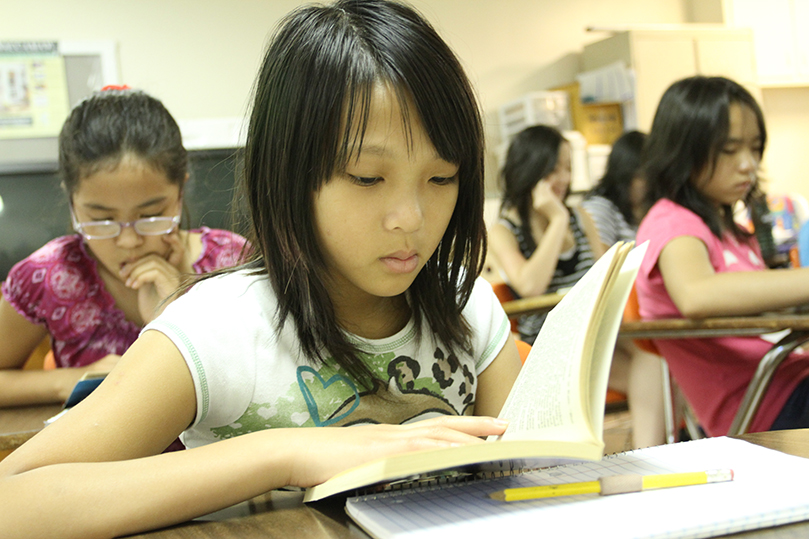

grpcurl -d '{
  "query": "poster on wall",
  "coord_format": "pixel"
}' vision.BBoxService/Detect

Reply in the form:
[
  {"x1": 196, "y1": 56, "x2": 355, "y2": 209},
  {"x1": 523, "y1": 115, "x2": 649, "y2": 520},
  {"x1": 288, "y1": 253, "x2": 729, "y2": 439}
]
[{"x1": 0, "y1": 41, "x2": 70, "y2": 140}]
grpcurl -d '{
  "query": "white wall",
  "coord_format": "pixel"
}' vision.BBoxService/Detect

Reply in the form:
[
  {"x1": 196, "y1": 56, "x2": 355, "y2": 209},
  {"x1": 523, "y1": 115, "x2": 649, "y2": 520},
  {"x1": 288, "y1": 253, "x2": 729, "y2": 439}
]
[
  {"x1": 758, "y1": 88, "x2": 809, "y2": 201},
  {"x1": 0, "y1": 0, "x2": 687, "y2": 193}
]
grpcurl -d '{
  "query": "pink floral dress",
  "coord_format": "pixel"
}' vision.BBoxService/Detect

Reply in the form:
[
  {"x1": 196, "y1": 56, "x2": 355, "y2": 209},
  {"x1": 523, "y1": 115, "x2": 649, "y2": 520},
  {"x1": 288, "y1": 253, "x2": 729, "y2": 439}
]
[{"x1": 2, "y1": 228, "x2": 248, "y2": 368}]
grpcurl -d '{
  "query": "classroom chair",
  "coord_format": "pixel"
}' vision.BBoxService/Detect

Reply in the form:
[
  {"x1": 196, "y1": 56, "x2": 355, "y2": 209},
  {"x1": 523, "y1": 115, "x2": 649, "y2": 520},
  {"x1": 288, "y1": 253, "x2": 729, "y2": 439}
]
[
  {"x1": 490, "y1": 282, "x2": 519, "y2": 335},
  {"x1": 623, "y1": 286, "x2": 702, "y2": 443},
  {"x1": 514, "y1": 339, "x2": 532, "y2": 364},
  {"x1": 22, "y1": 336, "x2": 54, "y2": 370},
  {"x1": 624, "y1": 285, "x2": 809, "y2": 438}
]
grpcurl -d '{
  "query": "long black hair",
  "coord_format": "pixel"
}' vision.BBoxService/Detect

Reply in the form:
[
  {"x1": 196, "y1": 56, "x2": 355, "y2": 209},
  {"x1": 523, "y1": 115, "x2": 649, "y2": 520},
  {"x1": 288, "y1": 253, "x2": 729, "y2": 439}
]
[
  {"x1": 642, "y1": 76, "x2": 767, "y2": 239},
  {"x1": 499, "y1": 124, "x2": 565, "y2": 252},
  {"x1": 236, "y1": 0, "x2": 486, "y2": 389},
  {"x1": 585, "y1": 130, "x2": 647, "y2": 227}
]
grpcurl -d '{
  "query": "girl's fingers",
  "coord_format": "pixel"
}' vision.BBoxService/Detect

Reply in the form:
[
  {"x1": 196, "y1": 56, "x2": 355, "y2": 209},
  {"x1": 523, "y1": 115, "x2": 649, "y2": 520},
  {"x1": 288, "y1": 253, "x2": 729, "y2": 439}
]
[
  {"x1": 288, "y1": 418, "x2": 509, "y2": 488},
  {"x1": 404, "y1": 415, "x2": 508, "y2": 439},
  {"x1": 122, "y1": 257, "x2": 179, "y2": 287},
  {"x1": 163, "y1": 232, "x2": 185, "y2": 268}
]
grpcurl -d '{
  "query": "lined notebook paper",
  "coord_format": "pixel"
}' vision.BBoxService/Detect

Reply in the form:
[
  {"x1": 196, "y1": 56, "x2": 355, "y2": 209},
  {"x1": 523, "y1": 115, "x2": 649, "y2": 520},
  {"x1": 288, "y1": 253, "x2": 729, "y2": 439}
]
[{"x1": 346, "y1": 436, "x2": 809, "y2": 539}]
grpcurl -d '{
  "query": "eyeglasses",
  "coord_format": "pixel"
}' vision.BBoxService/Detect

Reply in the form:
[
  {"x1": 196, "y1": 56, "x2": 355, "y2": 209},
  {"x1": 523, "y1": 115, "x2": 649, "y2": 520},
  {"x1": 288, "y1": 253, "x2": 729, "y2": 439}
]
[{"x1": 71, "y1": 208, "x2": 182, "y2": 240}]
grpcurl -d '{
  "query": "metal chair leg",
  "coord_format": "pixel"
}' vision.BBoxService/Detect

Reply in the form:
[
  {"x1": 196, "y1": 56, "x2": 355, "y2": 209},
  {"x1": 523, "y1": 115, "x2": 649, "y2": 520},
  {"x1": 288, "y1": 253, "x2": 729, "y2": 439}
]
[
  {"x1": 727, "y1": 329, "x2": 809, "y2": 436},
  {"x1": 661, "y1": 361, "x2": 676, "y2": 444}
]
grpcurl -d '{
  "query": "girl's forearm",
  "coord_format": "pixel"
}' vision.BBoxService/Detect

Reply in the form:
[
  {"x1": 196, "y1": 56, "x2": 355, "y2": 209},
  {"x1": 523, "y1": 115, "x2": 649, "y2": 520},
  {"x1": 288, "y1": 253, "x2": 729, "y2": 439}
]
[
  {"x1": 513, "y1": 216, "x2": 568, "y2": 297},
  {"x1": 0, "y1": 369, "x2": 82, "y2": 407},
  {"x1": 673, "y1": 267, "x2": 809, "y2": 318},
  {"x1": 0, "y1": 429, "x2": 295, "y2": 539},
  {"x1": 0, "y1": 416, "x2": 507, "y2": 539}
]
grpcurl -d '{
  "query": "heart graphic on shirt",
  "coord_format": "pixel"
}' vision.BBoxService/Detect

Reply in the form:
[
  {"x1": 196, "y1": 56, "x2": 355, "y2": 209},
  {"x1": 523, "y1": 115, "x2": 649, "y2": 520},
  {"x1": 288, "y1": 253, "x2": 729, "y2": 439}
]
[{"x1": 296, "y1": 366, "x2": 360, "y2": 426}]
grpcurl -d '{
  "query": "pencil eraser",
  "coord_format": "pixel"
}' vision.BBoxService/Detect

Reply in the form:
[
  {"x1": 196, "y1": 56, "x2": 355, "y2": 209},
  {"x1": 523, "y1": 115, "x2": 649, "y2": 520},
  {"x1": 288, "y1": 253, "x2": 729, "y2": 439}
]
[{"x1": 599, "y1": 474, "x2": 642, "y2": 496}]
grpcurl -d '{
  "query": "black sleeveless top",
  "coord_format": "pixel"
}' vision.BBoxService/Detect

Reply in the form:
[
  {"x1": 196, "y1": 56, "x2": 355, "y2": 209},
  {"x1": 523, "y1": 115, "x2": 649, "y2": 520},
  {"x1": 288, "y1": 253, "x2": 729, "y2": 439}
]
[{"x1": 499, "y1": 208, "x2": 595, "y2": 344}]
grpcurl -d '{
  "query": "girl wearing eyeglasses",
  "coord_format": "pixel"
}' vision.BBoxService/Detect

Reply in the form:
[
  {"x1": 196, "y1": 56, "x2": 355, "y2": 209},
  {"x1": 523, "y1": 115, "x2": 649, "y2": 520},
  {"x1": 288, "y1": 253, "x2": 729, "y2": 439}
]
[{"x1": 0, "y1": 88, "x2": 249, "y2": 407}]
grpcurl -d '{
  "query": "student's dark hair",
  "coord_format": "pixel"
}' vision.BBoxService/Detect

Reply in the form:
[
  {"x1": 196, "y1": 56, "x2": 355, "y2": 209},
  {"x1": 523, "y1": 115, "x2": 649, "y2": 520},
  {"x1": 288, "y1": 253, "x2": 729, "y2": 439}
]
[
  {"x1": 499, "y1": 124, "x2": 565, "y2": 252},
  {"x1": 58, "y1": 88, "x2": 187, "y2": 196},
  {"x1": 642, "y1": 76, "x2": 766, "y2": 240},
  {"x1": 585, "y1": 130, "x2": 647, "y2": 226},
  {"x1": 238, "y1": 0, "x2": 486, "y2": 389}
]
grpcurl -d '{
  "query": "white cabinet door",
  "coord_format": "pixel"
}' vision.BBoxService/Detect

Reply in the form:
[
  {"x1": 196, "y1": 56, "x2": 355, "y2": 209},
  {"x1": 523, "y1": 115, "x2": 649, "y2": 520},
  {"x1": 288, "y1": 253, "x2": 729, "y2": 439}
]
[
  {"x1": 696, "y1": 36, "x2": 756, "y2": 83},
  {"x1": 631, "y1": 35, "x2": 697, "y2": 131},
  {"x1": 726, "y1": 0, "x2": 809, "y2": 85},
  {"x1": 794, "y1": 0, "x2": 809, "y2": 79}
]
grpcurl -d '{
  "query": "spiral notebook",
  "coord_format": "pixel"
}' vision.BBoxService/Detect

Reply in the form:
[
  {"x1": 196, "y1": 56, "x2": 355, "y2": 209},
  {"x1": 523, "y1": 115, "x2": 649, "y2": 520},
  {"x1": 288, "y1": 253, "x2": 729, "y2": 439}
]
[{"x1": 345, "y1": 436, "x2": 809, "y2": 539}]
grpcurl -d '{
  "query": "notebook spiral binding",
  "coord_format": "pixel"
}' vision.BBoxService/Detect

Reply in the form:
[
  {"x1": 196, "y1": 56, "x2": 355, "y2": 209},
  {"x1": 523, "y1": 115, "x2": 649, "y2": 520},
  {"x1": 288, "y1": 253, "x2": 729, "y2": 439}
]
[
  {"x1": 353, "y1": 465, "x2": 529, "y2": 500},
  {"x1": 352, "y1": 444, "x2": 668, "y2": 501}
]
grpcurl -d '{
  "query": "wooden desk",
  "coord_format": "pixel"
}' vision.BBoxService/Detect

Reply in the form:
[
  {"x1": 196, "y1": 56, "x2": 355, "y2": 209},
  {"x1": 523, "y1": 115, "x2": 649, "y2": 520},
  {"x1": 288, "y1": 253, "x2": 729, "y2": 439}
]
[
  {"x1": 500, "y1": 291, "x2": 565, "y2": 318},
  {"x1": 3, "y1": 404, "x2": 809, "y2": 537},
  {"x1": 130, "y1": 429, "x2": 809, "y2": 538},
  {"x1": 618, "y1": 315, "x2": 809, "y2": 436},
  {"x1": 0, "y1": 404, "x2": 61, "y2": 459},
  {"x1": 502, "y1": 291, "x2": 809, "y2": 436},
  {"x1": 620, "y1": 314, "x2": 809, "y2": 340}
]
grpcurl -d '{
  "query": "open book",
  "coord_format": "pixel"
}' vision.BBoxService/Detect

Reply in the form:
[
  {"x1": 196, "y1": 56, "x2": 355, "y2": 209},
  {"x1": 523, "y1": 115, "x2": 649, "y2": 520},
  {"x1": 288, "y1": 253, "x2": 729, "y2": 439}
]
[{"x1": 304, "y1": 241, "x2": 645, "y2": 503}]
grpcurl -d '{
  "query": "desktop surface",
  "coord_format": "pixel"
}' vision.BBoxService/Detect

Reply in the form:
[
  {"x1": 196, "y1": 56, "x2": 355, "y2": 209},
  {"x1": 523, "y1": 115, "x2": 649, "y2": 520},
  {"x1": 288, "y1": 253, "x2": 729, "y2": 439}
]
[{"x1": 2, "y1": 405, "x2": 809, "y2": 539}]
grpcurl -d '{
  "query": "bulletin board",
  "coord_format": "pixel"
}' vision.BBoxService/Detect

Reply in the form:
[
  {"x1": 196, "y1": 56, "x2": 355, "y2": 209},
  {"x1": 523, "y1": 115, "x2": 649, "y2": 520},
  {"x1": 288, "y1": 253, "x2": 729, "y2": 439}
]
[
  {"x1": 0, "y1": 40, "x2": 119, "y2": 173},
  {"x1": 0, "y1": 41, "x2": 70, "y2": 140}
]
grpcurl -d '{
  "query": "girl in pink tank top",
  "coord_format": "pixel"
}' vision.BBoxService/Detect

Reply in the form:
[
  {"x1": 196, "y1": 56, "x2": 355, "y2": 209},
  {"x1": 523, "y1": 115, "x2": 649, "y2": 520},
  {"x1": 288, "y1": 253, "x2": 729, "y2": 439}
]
[{"x1": 636, "y1": 75, "x2": 809, "y2": 436}]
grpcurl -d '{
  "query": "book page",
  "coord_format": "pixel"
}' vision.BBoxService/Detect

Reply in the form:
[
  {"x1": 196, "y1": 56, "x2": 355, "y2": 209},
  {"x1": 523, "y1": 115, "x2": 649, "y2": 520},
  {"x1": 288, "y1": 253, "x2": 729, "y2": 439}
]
[
  {"x1": 496, "y1": 243, "x2": 623, "y2": 443},
  {"x1": 583, "y1": 242, "x2": 645, "y2": 438}
]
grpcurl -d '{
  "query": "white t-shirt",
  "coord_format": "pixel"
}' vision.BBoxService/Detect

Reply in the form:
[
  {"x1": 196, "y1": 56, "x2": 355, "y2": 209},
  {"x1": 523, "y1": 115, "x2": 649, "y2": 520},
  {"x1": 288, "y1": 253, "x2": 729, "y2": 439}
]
[{"x1": 144, "y1": 271, "x2": 511, "y2": 448}]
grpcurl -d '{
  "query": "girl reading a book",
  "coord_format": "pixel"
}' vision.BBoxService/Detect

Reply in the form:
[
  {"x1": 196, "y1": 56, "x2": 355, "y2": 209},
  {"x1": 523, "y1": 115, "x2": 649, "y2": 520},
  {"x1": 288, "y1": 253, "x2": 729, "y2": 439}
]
[
  {"x1": 636, "y1": 75, "x2": 809, "y2": 437},
  {"x1": 0, "y1": 87, "x2": 248, "y2": 408},
  {"x1": 0, "y1": 1, "x2": 520, "y2": 537}
]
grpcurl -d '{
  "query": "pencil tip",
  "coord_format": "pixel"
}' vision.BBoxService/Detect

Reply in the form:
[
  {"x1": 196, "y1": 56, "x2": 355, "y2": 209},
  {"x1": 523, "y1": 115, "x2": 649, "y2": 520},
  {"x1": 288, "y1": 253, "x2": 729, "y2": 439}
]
[{"x1": 489, "y1": 491, "x2": 506, "y2": 501}]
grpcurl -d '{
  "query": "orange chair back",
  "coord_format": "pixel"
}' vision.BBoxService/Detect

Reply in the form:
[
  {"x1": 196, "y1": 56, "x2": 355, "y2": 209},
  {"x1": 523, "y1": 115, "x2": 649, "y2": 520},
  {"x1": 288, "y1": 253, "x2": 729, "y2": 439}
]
[
  {"x1": 491, "y1": 282, "x2": 519, "y2": 334},
  {"x1": 515, "y1": 339, "x2": 532, "y2": 364},
  {"x1": 623, "y1": 284, "x2": 659, "y2": 355},
  {"x1": 43, "y1": 350, "x2": 57, "y2": 370}
]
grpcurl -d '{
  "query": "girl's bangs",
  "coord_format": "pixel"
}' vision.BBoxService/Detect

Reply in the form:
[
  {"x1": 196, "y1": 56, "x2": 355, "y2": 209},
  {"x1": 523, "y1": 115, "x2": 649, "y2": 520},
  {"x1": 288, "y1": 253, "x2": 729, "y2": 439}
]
[{"x1": 336, "y1": 77, "x2": 424, "y2": 170}]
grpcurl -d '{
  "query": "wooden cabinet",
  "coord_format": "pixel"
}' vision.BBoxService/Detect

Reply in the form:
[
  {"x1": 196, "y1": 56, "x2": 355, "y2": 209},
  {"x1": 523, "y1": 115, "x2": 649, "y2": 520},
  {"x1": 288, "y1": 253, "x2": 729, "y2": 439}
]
[{"x1": 582, "y1": 27, "x2": 757, "y2": 132}]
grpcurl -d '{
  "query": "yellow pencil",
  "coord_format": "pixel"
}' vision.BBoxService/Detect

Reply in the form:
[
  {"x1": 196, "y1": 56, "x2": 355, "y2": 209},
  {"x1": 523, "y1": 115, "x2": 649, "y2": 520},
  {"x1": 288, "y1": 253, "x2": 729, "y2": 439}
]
[{"x1": 489, "y1": 469, "x2": 734, "y2": 502}]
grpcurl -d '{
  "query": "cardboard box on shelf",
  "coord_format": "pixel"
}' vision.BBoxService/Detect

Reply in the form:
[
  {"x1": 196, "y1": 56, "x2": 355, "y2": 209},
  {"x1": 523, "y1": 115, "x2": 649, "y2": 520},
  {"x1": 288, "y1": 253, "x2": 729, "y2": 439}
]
[{"x1": 553, "y1": 82, "x2": 624, "y2": 145}]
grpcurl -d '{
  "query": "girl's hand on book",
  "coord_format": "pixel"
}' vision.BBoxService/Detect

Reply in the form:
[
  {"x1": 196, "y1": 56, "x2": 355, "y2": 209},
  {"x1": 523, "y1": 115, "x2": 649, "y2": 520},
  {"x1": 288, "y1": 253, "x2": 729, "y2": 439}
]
[{"x1": 286, "y1": 416, "x2": 508, "y2": 488}]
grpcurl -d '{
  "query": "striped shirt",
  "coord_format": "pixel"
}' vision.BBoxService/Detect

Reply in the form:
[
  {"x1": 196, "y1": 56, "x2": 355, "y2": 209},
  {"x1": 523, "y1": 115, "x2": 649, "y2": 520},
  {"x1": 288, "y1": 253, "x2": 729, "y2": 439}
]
[{"x1": 581, "y1": 194, "x2": 637, "y2": 246}]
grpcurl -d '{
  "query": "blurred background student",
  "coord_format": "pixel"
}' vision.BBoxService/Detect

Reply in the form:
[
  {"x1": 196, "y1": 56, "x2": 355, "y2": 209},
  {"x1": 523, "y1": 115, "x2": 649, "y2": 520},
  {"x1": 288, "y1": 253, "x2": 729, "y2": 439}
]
[
  {"x1": 636, "y1": 75, "x2": 809, "y2": 437},
  {"x1": 488, "y1": 124, "x2": 604, "y2": 345},
  {"x1": 488, "y1": 124, "x2": 663, "y2": 448},
  {"x1": 582, "y1": 130, "x2": 648, "y2": 248},
  {"x1": 0, "y1": 87, "x2": 248, "y2": 408}
]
